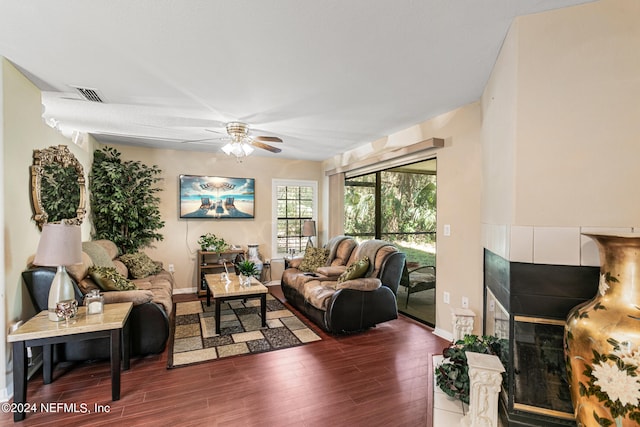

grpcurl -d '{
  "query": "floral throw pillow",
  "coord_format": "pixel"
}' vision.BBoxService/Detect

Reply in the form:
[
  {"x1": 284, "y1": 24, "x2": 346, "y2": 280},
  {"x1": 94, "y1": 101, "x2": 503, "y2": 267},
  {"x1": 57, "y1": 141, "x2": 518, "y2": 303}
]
[
  {"x1": 119, "y1": 252, "x2": 161, "y2": 279},
  {"x1": 88, "y1": 266, "x2": 137, "y2": 291},
  {"x1": 299, "y1": 247, "x2": 329, "y2": 272},
  {"x1": 338, "y1": 256, "x2": 370, "y2": 284}
]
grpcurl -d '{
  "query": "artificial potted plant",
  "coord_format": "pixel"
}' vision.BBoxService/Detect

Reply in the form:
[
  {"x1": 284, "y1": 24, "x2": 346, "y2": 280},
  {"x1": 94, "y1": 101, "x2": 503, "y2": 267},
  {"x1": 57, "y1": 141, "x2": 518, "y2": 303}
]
[
  {"x1": 435, "y1": 334, "x2": 506, "y2": 404},
  {"x1": 198, "y1": 233, "x2": 228, "y2": 252},
  {"x1": 236, "y1": 259, "x2": 258, "y2": 286}
]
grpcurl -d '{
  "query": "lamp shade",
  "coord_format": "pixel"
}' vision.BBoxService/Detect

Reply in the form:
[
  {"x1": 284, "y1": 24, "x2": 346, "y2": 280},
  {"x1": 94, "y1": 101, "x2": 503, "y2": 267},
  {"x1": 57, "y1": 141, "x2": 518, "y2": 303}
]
[
  {"x1": 33, "y1": 223, "x2": 82, "y2": 267},
  {"x1": 302, "y1": 220, "x2": 316, "y2": 237}
]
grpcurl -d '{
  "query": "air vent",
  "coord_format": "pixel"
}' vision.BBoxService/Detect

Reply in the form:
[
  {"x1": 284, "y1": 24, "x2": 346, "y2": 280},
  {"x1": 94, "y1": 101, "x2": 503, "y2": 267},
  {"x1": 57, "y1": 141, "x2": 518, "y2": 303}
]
[{"x1": 71, "y1": 86, "x2": 105, "y2": 103}]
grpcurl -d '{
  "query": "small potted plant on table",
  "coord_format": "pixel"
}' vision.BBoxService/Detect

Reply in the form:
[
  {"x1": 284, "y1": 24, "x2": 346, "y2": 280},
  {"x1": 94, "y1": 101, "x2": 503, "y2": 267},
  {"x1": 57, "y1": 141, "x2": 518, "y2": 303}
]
[
  {"x1": 236, "y1": 260, "x2": 258, "y2": 286},
  {"x1": 198, "y1": 233, "x2": 228, "y2": 252}
]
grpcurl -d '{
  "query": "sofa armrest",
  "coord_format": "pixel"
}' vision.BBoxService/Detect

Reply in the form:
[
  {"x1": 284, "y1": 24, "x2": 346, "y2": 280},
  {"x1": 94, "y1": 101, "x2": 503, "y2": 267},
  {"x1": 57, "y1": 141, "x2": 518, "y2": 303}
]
[
  {"x1": 288, "y1": 257, "x2": 303, "y2": 269},
  {"x1": 100, "y1": 290, "x2": 154, "y2": 306},
  {"x1": 336, "y1": 277, "x2": 382, "y2": 291}
]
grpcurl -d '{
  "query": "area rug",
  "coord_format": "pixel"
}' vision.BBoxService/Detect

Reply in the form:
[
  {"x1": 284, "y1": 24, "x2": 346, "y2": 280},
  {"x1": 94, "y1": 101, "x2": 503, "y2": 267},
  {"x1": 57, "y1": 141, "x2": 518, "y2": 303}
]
[{"x1": 167, "y1": 294, "x2": 322, "y2": 368}]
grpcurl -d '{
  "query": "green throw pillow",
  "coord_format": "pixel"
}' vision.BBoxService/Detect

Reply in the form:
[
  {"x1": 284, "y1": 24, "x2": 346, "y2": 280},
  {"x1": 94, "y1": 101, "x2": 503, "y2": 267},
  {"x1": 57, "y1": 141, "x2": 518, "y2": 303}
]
[
  {"x1": 88, "y1": 266, "x2": 137, "y2": 291},
  {"x1": 82, "y1": 241, "x2": 115, "y2": 268},
  {"x1": 299, "y1": 247, "x2": 329, "y2": 272},
  {"x1": 119, "y1": 252, "x2": 161, "y2": 279},
  {"x1": 338, "y1": 256, "x2": 370, "y2": 284}
]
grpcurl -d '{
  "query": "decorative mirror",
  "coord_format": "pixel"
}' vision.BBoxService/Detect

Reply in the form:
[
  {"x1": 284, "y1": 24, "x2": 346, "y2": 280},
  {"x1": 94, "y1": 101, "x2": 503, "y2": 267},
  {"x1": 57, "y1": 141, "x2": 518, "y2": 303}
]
[{"x1": 31, "y1": 145, "x2": 86, "y2": 229}]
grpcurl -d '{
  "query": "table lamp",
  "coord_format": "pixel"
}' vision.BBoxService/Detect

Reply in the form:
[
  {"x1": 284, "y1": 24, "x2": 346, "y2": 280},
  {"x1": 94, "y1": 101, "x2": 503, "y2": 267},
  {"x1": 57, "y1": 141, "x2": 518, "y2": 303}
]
[
  {"x1": 33, "y1": 223, "x2": 82, "y2": 321},
  {"x1": 302, "y1": 220, "x2": 316, "y2": 249}
]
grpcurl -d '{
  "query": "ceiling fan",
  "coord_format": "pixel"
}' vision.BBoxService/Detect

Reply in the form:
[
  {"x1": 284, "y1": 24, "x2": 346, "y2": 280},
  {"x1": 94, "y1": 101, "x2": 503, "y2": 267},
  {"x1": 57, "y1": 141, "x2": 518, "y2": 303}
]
[{"x1": 183, "y1": 122, "x2": 283, "y2": 158}]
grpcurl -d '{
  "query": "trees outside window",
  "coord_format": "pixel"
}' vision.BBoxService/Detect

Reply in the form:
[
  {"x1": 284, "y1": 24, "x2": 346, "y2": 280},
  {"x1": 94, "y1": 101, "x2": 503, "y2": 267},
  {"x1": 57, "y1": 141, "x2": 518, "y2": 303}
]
[{"x1": 344, "y1": 160, "x2": 436, "y2": 267}]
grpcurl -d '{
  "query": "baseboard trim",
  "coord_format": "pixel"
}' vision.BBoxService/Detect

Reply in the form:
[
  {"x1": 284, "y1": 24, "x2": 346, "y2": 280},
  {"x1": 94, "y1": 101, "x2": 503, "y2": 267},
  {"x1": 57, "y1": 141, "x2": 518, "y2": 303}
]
[
  {"x1": 433, "y1": 327, "x2": 453, "y2": 342},
  {"x1": 173, "y1": 287, "x2": 197, "y2": 295}
]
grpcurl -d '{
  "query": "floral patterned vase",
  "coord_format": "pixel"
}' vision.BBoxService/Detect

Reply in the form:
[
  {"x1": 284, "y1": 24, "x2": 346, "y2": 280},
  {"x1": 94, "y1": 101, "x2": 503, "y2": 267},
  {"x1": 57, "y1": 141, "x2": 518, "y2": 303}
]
[{"x1": 564, "y1": 233, "x2": 640, "y2": 427}]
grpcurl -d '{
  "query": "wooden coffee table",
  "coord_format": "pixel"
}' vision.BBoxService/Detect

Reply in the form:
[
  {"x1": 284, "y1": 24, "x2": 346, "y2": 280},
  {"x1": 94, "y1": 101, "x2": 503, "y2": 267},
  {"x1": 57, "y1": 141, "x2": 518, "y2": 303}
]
[
  {"x1": 8, "y1": 302, "x2": 132, "y2": 422},
  {"x1": 205, "y1": 274, "x2": 268, "y2": 334}
]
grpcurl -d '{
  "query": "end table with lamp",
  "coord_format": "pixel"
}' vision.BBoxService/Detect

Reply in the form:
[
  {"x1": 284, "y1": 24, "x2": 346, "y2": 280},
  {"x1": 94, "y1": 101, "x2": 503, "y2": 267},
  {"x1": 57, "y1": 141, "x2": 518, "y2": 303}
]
[{"x1": 8, "y1": 302, "x2": 133, "y2": 422}]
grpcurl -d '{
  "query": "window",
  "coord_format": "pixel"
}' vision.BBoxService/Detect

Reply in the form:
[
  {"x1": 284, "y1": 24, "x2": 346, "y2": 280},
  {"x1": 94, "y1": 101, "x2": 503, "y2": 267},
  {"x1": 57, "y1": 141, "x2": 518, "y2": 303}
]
[{"x1": 272, "y1": 179, "x2": 317, "y2": 255}]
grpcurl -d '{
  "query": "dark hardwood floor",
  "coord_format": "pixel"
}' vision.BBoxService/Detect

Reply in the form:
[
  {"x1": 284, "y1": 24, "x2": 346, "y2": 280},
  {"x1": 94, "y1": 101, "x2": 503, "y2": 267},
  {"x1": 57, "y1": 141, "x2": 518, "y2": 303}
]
[{"x1": 2, "y1": 286, "x2": 449, "y2": 426}]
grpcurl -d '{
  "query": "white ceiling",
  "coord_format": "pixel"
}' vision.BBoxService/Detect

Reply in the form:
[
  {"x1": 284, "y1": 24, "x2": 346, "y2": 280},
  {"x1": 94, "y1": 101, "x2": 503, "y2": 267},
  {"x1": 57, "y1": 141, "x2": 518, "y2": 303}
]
[{"x1": 0, "y1": 0, "x2": 595, "y2": 161}]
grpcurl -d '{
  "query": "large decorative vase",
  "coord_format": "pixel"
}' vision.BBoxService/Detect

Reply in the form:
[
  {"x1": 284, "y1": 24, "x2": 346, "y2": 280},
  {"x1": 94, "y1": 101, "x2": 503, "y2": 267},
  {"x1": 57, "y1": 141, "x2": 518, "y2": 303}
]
[
  {"x1": 246, "y1": 244, "x2": 263, "y2": 280},
  {"x1": 564, "y1": 233, "x2": 640, "y2": 427}
]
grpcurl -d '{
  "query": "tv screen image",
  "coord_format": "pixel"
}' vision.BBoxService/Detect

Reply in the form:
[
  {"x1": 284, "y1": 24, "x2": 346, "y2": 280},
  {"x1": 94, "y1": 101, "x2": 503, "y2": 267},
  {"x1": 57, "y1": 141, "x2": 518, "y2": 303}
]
[{"x1": 179, "y1": 175, "x2": 255, "y2": 219}]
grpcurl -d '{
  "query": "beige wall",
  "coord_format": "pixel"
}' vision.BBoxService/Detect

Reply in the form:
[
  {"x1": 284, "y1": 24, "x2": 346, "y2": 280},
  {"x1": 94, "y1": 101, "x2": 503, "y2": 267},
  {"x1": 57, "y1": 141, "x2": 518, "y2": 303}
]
[
  {"x1": 514, "y1": 0, "x2": 640, "y2": 227},
  {"x1": 2, "y1": 58, "x2": 97, "y2": 398},
  {"x1": 481, "y1": 20, "x2": 518, "y2": 228},
  {"x1": 110, "y1": 145, "x2": 324, "y2": 293},
  {"x1": 483, "y1": 0, "x2": 640, "y2": 266}
]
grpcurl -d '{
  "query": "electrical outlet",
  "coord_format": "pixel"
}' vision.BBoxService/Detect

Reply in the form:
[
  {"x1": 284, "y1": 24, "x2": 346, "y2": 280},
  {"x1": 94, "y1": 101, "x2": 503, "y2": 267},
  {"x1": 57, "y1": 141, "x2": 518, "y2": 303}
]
[
  {"x1": 168, "y1": 264, "x2": 175, "y2": 272},
  {"x1": 443, "y1": 291, "x2": 450, "y2": 304},
  {"x1": 462, "y1": 296, "x2": 469, "y2": 309},
  {"x1": 444, "y1": 224, "x2": 451, "y2": 236}
]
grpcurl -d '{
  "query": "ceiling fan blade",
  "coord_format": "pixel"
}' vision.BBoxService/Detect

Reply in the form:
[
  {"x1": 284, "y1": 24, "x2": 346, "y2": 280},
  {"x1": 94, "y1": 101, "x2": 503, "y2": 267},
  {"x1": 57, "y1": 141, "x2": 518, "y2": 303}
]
[
  {"x1": 251, "y1": 140, "x2": 282, "y2": 153},
  {"x1": 253, "y1": 135, "x2": 283, "y2": 143}
]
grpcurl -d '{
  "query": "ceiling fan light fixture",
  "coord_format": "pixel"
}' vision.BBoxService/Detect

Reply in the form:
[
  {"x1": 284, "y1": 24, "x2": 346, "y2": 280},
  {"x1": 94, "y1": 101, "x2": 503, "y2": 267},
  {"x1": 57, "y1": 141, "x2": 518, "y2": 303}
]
[
  {"x1": 221, "y1": 143, "x2": 234, "y2": 155},
  {"x1": 241, "y1": 142, "x2": 254, "y2": 156},
  {"x1": 221, "y1": 140, "x2": 254, "y2": 159}
]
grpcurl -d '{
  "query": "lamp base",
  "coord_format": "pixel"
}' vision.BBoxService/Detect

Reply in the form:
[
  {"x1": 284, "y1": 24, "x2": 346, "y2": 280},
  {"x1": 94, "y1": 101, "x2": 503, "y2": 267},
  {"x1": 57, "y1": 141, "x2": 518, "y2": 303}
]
[{"x1": 48, "y1": 266, "x2": 75, "y2": 321}]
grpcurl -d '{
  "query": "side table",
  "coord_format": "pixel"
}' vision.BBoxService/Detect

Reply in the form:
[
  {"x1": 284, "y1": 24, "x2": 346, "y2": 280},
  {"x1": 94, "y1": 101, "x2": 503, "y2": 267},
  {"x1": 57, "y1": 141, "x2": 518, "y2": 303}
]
[{"x1": 8, "y1": 302, "x2": 133, "y2": 422}]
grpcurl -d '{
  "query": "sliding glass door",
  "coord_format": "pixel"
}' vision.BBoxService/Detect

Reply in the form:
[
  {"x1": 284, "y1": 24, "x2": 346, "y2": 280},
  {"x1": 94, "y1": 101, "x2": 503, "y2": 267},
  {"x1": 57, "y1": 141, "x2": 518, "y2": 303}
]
[{"x1": 344, "y1": 159, "x2": 437, "y2": 325}]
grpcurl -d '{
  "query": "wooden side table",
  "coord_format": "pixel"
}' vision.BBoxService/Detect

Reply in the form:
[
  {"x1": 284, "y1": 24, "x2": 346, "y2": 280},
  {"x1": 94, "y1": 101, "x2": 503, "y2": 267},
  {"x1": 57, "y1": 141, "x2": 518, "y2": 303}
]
[{"x1": 7, "y1": 302, "x2": 132, "y2": 422}]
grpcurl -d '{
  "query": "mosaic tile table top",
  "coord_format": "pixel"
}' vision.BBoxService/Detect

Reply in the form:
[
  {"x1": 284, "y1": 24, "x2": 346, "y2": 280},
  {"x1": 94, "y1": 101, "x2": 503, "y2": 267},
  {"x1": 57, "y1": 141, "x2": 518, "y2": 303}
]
[{"x1": 168, "y1": 295, "x2": 321, "y2": 367}]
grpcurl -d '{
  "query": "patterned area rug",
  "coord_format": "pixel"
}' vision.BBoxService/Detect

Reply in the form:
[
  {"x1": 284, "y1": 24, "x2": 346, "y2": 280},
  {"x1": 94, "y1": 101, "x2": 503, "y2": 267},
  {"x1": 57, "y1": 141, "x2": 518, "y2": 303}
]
[{"x1": 168, "y1": 294, "x2": 322, "y2": 368}]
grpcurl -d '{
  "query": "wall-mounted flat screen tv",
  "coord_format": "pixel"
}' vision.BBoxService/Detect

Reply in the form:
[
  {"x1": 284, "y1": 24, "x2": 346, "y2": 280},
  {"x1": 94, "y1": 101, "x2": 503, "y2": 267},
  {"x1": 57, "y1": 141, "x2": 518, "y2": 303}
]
[{"x1": 179, "y1": 175, "x2": 255, "y2": 219}]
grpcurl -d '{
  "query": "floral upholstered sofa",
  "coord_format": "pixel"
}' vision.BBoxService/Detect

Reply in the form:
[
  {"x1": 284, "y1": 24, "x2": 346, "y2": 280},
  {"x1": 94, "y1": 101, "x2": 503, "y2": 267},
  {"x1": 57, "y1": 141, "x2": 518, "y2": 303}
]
[
  {"x1": 281, "y1": 236, "x2": 405, "y2": 333},
  {"x1": 22, "y1": 240, "x2": 173, "y2": 360}
]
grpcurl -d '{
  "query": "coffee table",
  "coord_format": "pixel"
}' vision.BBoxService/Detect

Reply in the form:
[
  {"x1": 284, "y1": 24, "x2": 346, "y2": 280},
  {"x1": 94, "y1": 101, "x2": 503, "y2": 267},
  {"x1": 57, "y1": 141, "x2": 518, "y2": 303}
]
[
  {"x1": 8, "y1": 302, "x2": 132, "y2": 422},
  {"x1": 205, "y1": 274, "x2": 268, "y2": 335}
]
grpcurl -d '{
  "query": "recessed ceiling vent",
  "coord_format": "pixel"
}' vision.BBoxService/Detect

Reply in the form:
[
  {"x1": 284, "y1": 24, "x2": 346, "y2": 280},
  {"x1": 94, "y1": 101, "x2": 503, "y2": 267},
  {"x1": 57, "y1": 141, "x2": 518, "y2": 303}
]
[{"x1": 71, "y1": 86, "x2": 105, "y2": 103}]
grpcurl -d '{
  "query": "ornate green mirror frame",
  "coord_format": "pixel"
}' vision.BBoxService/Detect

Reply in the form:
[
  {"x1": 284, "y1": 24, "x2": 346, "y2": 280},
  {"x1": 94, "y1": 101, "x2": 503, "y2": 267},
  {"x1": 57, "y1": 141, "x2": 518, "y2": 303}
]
[{"x1": 31, "y1": 145, "x2": 86, "y2": 229}]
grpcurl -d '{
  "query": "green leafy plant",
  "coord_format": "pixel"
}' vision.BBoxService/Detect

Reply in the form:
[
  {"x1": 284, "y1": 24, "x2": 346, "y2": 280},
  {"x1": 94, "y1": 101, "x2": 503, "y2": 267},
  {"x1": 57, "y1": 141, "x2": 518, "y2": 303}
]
[
  {"x1": 89, "y1": 146, "x2": 165, "y2": 254},
  {"x1": 236, "y1": 260, "x2": 258, "y2": 277},
  {"x1": 435, "y1": 335, "x2": 506, "y2": 404},
  {"x1": 198, "y1": 233, "x2": 228, "y2": 252}
]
